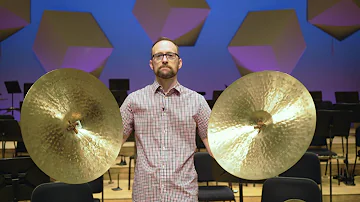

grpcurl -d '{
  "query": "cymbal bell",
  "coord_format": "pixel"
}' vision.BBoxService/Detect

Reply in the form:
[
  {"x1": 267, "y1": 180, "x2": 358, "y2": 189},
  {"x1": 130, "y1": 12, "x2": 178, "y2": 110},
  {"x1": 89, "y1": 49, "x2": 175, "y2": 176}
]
[
  {"x1": 20, "y1": 68, "x2": 123, "y2": 184},
  {"x1": 208, "y1": 70, "x2": 316, "y2": 180}
]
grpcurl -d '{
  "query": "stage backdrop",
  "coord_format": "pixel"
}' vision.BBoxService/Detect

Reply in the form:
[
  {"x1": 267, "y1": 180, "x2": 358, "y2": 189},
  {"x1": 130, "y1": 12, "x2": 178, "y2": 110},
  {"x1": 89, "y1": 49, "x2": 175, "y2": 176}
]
[{"x1": 0, "y1": 0, "x2": 360, "y2": 120}]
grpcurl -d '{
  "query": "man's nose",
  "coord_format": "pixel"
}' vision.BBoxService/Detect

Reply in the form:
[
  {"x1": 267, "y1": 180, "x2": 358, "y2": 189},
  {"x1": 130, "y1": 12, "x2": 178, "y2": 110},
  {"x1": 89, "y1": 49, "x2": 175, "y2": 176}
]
[{"x1": 162, "y1": 56, "x2": 168, "y2": 63}]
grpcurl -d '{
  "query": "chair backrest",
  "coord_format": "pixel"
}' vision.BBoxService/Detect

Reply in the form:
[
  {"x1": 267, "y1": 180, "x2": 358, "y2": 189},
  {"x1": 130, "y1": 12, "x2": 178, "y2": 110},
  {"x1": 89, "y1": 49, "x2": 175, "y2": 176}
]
[
  {"x1": 87, "y1": 175, "x2": 103, "y2": 194},
  {"x1": 261, "y1": 177, "x2": 321, "y2": 202},
  {"x1": 0, "y1": 119, "x2": 22, "y2": 141},
  {"x1": 0, "y1": 115, "x2": 14, "y2": 119},
  {"x1": 195, "y1": 130, "x2": 205, "y2": 149},
  {"x1": 194, "y1": 152, "x2": 244, "y2": 183},
  {"x1": 194, "y1": 152, "x2": 215, "y2": 182},
  {"x1": 280, "y1": 152, "x2": 321, "y2": 185},
  {"x1": 31, "y1": 182, "x2": 94, "y2": 202},
  {"x1": 314, "y1": 101, "x2": 332, "y2": 110}
]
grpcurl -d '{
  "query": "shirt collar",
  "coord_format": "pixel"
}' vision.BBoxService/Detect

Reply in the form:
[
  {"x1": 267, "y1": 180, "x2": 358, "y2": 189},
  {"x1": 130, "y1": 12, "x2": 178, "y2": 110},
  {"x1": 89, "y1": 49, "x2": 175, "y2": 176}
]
[{"x1": 151, "y1": 80, "x2": 182, "y2": 95}]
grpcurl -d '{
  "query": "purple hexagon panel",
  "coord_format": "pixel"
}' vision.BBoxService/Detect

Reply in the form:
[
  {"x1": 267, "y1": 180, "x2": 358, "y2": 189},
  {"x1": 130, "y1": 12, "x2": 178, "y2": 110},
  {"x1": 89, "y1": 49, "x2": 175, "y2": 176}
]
[
  {"x1": 308, "y1": 0, "x2": 360, "y2": 41},
  {"x1": 0, "y1": 0, "x2": 30, "y2": 42},
  {"x1": 133, "y1": 0, "x2": 210, "y2": 46},
  {"x1": 33, "y1": 10, "x2": 113, "y2": 77},
  {"x1": 228, "y1": 9, "x2": 306, "y2": 76}
]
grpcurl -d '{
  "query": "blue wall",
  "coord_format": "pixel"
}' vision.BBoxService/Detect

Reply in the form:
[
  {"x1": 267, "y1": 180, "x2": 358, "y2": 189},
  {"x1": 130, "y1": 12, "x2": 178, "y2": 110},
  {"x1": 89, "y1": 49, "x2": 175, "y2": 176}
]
[{"x1": 1, "y1": 0, "x2": 359, "y2": 119}]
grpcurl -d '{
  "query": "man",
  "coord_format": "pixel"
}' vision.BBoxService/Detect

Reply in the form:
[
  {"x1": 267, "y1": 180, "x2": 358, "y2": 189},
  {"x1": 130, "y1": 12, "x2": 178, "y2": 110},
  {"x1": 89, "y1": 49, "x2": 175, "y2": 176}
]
[{"x1": 120, "y1": 37, "x2": 213, "y2": 202}]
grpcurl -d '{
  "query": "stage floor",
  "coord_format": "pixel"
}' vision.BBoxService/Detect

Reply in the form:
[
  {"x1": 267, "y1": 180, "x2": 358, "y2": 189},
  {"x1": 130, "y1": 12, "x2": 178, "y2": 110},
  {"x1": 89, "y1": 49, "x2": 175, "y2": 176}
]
[{"x1": 95, "y1": 176, "x2": 360, "y2": 202}]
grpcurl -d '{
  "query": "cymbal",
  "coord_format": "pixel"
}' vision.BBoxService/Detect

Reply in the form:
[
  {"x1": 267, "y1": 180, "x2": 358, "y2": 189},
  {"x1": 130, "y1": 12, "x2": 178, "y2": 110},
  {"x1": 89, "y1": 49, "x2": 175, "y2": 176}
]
[
  {"x1": 208, "y1": 70, "x2": 316, "y2": 180},
  {"x1": 284, "y1": 200, "x2": 305, "y2": 202},
  {"x1": 20, "y1": 68, "x2": 123, "y2": 184}
]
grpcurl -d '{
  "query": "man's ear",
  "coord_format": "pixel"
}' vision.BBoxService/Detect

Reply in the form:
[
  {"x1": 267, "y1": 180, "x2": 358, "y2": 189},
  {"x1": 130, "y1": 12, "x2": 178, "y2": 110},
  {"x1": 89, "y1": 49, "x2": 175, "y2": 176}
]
[
  {"x1": 178, "y1": 58, "x2": 183, "y2": 70},
  {"x1": 149, "y1": 60, "x2": 154, "y2": 71}
]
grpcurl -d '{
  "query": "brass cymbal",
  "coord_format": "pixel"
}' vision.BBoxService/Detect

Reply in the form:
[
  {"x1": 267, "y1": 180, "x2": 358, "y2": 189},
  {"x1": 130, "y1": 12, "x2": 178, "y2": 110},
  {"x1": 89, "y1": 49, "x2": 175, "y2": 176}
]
[
  {"x1": 208, "y1": 70, "x2": 316, "y2": 180},
  {"x1": 20, "y1": 68, "x2": 123, "y2": 184},
  {"x1": 284, "y1": 200, "x2": 305, "y2": 202}
]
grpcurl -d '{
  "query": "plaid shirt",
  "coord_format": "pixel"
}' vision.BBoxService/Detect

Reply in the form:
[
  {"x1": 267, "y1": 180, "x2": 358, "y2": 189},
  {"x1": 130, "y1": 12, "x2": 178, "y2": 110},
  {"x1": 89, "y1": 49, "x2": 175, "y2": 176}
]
[{"x1": 120, "y1": 80, "x2": 211, "y2": 202}]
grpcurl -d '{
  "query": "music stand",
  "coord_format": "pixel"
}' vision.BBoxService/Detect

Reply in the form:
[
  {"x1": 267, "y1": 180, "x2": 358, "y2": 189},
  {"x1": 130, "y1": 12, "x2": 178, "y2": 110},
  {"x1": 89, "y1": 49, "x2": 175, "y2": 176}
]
[
  {"x1": 212, "y1": 90, "x2": 223, "y2": 101},
  {"x1": 309, "y1": 91, "x2": 322, "y2": 102},
  {"x1": 111, "y1": 91, "x2": 128, "y2": 107},
  {"x1": 23, "y1": 83, "x2": 33, "y2": 98},
  {"x1": 0, "y1": 157, "x2": 50, "y2": 202},
  {"x1": 109, "y1": 79, "x2": 130, "y2": 91},
  {"x1": 335, "y1": 91, "x2": 359, "y2": 104},
  {"x1": 4, "y1": 81, "x2": 22, "y2": 116}
]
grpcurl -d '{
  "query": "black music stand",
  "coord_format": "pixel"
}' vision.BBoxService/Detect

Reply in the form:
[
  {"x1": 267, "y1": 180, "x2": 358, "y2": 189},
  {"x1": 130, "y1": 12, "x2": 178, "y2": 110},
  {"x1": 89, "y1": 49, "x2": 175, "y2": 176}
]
[
  {"x1": 111, "y1": 91, "x2": 128, "y2": 108},
  {"x1": 310, "y1": 91, "x2": 322, "y2": 102},
  {"x1": 0, "y1": 157, "x2": 50, "y2": 202},
  {"x1": 4, "y1": 81, "x2": 22, "y2": 116},
  {"x1": 212, "y1": 90, "x2": 223, "y2": 101},
  {"x1": 0, "y1": 119, "x2": 22, "y2": 158},
  {"x1": 335, "y1": 91, "x2": 359, "y2": 104},
  {"x1": 23, "y1": 83, "x2": 33, "y2": 98},
  {"x1": 109, "y1": 79, "x2": 129, "y2": 91},
  {"x1": 330, "y1": 110, "x2": 354, "y2": 186}
]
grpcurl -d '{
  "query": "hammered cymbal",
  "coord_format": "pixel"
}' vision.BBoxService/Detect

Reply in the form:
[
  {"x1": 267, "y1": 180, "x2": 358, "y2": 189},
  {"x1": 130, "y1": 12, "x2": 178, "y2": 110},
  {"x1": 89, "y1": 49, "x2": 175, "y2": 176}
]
[
  {"x1": 208, "y1": 70, "x2": 316, "y2": 180},
  {"x1": 20, "y1": 68, "x2": 123, "y2": 184}
]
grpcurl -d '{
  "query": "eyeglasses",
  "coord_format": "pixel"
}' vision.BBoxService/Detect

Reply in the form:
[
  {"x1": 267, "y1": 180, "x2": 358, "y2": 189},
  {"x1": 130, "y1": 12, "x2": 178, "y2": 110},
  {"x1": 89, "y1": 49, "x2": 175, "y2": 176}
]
[{"x1": 152, "y1": 52, "x2": 179, "y2": 62}]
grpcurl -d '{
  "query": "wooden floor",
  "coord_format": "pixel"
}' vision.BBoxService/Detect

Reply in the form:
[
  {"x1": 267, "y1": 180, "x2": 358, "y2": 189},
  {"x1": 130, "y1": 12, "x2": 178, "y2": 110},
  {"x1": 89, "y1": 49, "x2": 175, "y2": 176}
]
[{"x1": 2, "y1": 129, "x2": 360, "y2": 202}]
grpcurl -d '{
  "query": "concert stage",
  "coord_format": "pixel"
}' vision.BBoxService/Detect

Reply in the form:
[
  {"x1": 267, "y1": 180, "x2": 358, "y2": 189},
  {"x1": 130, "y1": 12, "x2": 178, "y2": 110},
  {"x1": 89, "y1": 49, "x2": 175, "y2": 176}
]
[{"x1": 1, "y1": 130, "x2": 360, "y2": 202}]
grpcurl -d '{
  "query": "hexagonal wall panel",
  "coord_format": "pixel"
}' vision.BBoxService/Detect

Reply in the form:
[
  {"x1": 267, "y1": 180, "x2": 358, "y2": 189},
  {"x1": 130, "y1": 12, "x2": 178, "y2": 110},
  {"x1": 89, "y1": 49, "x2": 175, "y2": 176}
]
[
  {"x1": 228, "y1": 9, "x2": 306, "y2": 76},
  {"x1": 307, "y1": 0, "x2": 360, "y2": 41},
  {"x1": 0, "y1": 0, "x2": 30, "y2": 42},
  {"x1": 133, "y1": 0, "x2": 210, "y2": 46},
  {"x1": 33, "y1": 11, "x2": 113, "y2": 77}
]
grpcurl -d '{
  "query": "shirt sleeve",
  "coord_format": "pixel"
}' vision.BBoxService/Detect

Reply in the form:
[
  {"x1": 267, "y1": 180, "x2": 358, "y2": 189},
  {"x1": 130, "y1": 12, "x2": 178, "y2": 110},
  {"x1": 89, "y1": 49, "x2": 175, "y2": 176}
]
[
  {"x1": 194, "y1": 95, "x2": 212, "y2": 140},
  {"x1": 120, "y1": 93, "x2": 134, "y2": 139}
]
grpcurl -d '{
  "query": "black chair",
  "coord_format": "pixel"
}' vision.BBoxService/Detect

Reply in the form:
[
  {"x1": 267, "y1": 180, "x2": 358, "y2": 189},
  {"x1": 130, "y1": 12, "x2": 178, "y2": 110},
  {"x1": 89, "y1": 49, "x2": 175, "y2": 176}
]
[
  {"x1": 87, "y1": 175, "x2": 104, "y2": 202},
  {"x1": 280, "y1": 152, "x2": 322, "y2": 197},
  {"x1": 128, "y1": 154, "x2": 136, "y2": 190},
  {"x1": 314, "y1": 101, "x2": 333, "y2": 110},
  {"x1": 194, "y1": 152, "x2": 235, "y2": 202},
  {"x1": 352, "y1": 126, "x2": 360, "y2": 176},
  {"x1": 0, "y1": 115, "x2": 14, "y2": 119},
  {"x1": 196, "y1": 129, "x2": 206, "y2": 152},
  {"x1": 261, "y1": 177, "x2": 322, "y2": 202},
  {"x1": 307, "y1": 110, "x2": 339, "y2": 177},
  {"x1": 330, "y1": 110, "x2": 354, "y2": 185},
  {"x1": 127, "y1": 131, "x2": 136, "y2": 190},
  {"x1": 0, "y1": 119, "x2": 22, "y2": 158},
  {"x1": 31, "y1": 182, "x2": 94, "y2": 202}
]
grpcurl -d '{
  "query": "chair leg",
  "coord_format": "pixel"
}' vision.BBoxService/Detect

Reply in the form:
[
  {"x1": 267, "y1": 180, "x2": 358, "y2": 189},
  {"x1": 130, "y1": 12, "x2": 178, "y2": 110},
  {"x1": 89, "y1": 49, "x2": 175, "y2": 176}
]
[
  {"x1": 341, "y1": 137, "x2": 344, "y2": 157},
  {"x1": 325, "y1": 161, "x2": 328, "y2": 176},
  {"x1": 337, "y1": 158, "x2": 340, "y2": 185},
  {"x1": 352, "y1": 147, "x2": 358, "y2": 177},
  {"x1": 128, "y1": 157, "x2": 132, "y2": 190}
]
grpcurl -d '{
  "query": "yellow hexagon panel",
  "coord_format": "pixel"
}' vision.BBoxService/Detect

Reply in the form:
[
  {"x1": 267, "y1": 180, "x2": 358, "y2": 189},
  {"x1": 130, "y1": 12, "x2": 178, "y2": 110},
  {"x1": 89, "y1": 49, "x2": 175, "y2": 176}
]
[
  {"x1": 33, "y1": 11, "x2": 113, "y2": 77},
  {"x1": 228, "y1": 9, "x2": 306, "y2": 76},
  {"x1": 133, "y1": 0, "x2": 210, "y2": 46}
]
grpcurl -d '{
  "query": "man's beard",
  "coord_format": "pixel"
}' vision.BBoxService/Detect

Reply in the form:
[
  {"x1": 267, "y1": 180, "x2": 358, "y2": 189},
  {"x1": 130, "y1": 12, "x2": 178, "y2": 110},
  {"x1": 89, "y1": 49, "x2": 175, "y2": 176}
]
[{"x1": 156, "y1": 65, "x2": 177, "y2": 79}]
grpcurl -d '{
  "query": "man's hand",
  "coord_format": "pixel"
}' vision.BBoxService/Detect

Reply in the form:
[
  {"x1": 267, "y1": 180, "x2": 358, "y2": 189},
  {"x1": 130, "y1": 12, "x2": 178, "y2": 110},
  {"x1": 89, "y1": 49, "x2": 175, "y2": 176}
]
[{"x1": 201, "y1": 137, "x2": 214, "y2": 158}]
